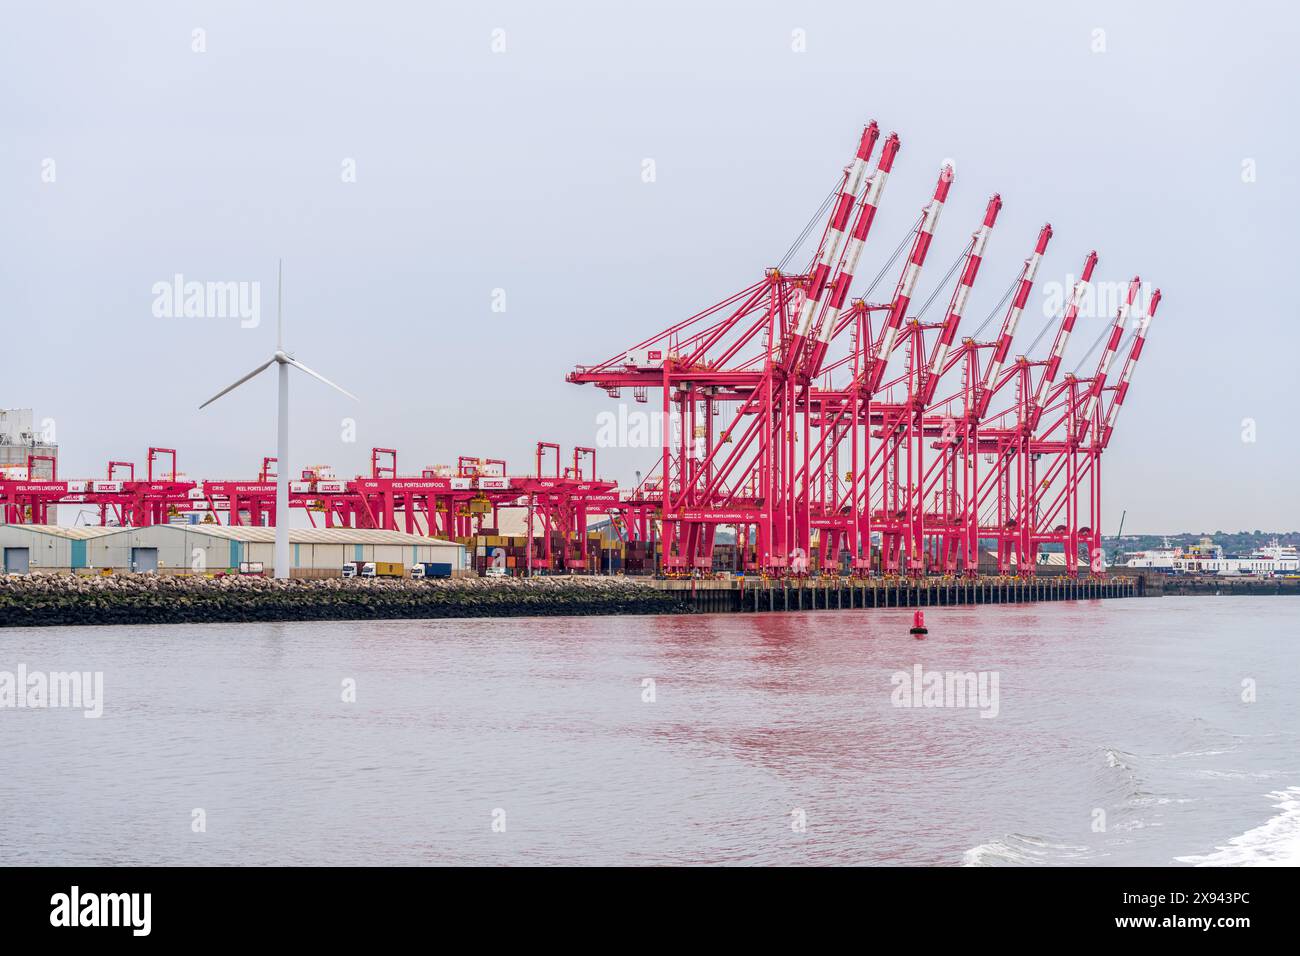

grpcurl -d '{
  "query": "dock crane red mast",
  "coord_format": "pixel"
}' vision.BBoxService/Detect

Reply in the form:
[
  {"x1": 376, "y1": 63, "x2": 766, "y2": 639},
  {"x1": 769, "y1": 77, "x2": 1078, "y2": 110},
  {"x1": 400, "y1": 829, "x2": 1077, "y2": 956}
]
[{"x1": 569, "y1": 119, "x2": 1165, "y2": 577}]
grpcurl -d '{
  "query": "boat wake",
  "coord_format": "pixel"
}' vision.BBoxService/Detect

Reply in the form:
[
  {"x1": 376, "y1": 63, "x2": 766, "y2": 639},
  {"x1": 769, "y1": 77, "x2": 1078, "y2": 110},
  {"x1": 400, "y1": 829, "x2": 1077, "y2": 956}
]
[
  {"x1": 1174, "y1": 787, "x2": 1300, "y2": 866},
  {"x1": 1098, "y1": 746, "x2": 1155, "y2": 804},
  {"x1": 963, "y1": 747, "x2": 1180, "y2": 864},
  {"x1": 961, "y1": 833, "x2": 1093, "y2": 867}
]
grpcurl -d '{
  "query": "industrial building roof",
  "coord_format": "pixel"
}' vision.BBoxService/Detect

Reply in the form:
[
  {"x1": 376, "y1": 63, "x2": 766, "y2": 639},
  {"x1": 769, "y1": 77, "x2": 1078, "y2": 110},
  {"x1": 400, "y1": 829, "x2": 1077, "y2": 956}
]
[
  {"x1": 0, "y1": 524, "x2": 127, "y2": 540},
  {"x1": 151, "y1": 525, "x2": 462, "y2": 548}
]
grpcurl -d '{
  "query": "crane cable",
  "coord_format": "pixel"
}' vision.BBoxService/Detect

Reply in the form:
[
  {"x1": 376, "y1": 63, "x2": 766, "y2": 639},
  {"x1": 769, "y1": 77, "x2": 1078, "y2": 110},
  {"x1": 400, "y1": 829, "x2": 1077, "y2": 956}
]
[
  {"x1": 1072, "y1": 322, "x2": 1113, "y2": 374},
  {"x1": 969, "y1": 273, "x2": 1020, "y2": 340},
  {"x1": 913, "y1": 239, "x2": 973, "y2": 321},
  {"x1": 1025, "y1": 316, "x2": 1056, "y2": 357},
  {"x1": 862, "y1": 213, "x2": 925, "y2": 301},
  {"x1": 778, "y1": 180, "x2": 841, "y2": 273}
]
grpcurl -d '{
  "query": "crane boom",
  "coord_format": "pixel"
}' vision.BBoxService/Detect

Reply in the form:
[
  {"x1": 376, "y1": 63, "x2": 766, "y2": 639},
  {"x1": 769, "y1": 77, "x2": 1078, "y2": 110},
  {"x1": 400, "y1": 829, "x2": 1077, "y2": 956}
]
[
  {"x1": 1028, "y1": 250, "x2": 1098, "y2": 431},
  {"x1": 1077, "y1": 275, "x2": 1141, "y2": 440},
  {"x1": 919, "y1": 193, "x2": 1002, "y2": 406},
  {"x1": 786, "y1": 122, "x2": 880, "y2": 374},
  {"x1": 801, "y1": 131, "x2": 902, "y2": 379},
  {"x1": 975, "y1": 223, "x2": 1052, "y2": 418},
  {"x1": 864, "y1": 164, "x2": 953, "y2": 395},
  {"x1": 1099, "y1": 288, "x2": 1161, "y2": 449}
]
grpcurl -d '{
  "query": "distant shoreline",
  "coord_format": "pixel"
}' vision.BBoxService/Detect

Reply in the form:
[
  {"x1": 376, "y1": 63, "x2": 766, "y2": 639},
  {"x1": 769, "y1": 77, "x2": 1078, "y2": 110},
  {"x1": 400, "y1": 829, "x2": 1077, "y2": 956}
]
[{"x1": 1147, "y1": 576, "x2": 1300, "y2": 597}]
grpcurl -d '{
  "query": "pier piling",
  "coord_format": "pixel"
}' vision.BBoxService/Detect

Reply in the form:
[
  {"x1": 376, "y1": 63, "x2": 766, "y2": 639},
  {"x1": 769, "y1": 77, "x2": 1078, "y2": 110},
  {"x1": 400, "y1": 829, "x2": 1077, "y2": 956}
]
[{"x1": 654, "y1": 575, "x2": 1139, "y2": 613}]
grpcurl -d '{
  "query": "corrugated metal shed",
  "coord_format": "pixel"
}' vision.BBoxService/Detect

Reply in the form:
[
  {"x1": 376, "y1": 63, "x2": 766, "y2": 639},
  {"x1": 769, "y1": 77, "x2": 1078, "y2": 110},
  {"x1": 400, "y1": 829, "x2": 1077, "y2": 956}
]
[
  {"x1": 130, "y1": 524, "x2": 466, "y2": 575},
  {"x1": 0, "y1": 524, "x2": 132, "y2": 571},
  {"x1": 0, "y1": 524, "x2": 124, "y2": 540},
  {"x1": 1, "y1": 523, "x2": 467, "y2": 575},
  {"x1": 166, "y1": 526, "x2": 460, "y2": 546}
]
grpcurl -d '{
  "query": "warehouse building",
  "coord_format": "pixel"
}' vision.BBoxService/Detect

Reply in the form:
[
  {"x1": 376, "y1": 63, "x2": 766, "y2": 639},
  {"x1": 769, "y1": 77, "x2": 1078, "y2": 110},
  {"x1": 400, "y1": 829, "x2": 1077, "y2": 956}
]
[
  {"x1": 0, "y1": 525, "x2": 131, "y2": 573},
  {"x1": 130, "y1": 525, "x2": 466, "y2": 576},
  {"x1": 0, "y1": 523, "x2": 465, "y2": 576}
]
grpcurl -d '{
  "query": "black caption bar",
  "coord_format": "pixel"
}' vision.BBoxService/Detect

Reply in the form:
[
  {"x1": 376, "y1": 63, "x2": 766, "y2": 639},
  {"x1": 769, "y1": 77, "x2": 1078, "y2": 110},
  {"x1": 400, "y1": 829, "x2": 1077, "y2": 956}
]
[{"x1": 0, "y1": 866, "x2": 1282, "y2": 943}]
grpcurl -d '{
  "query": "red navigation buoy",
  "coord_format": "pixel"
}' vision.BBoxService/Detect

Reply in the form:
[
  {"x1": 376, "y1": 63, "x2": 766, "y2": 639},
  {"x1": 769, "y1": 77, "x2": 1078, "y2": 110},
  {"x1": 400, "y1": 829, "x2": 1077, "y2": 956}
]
[{"x1": 909, "y1": 609, "x2": 928, "y2": 638}]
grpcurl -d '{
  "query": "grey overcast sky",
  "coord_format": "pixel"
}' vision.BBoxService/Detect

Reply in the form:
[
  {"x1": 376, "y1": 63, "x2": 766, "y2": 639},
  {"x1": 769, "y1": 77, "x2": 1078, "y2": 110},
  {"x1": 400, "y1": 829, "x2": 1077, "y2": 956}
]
[{"x1": 2, "y1": 0, "x2": 1296, "y2": 533}]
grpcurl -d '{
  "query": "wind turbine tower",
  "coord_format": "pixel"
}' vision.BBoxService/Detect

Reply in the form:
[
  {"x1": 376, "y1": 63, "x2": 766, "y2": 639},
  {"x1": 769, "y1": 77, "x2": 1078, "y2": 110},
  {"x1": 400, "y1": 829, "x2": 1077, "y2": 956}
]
[{"x1": 199, "y1": 262, "x2": 358, "y2": 578}]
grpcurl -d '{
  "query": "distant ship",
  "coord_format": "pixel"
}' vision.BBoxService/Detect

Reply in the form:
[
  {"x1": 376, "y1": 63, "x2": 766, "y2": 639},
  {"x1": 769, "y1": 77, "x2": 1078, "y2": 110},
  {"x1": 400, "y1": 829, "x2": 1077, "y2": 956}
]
[{"x1": 1124, "y1": 538, "x2": 1300, "y2": 576}]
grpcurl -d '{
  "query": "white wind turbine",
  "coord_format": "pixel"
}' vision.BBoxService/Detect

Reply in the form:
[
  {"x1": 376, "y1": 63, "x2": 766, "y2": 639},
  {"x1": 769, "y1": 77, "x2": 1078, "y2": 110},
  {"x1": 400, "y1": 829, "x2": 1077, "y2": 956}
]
[{"x1": 199, "y1": 261, "x2": 358, "y2": 579}]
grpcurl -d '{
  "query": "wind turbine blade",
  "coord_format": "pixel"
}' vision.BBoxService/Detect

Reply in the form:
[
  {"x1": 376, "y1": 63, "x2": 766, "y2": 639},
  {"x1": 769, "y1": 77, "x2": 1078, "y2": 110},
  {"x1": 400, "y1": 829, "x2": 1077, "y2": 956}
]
[
  {"x1": 198, "y1": 358, "x2": 276, "y2": 409},
  {"x1": 285, "y1": 357, "x2": 359, "y2": 401}
]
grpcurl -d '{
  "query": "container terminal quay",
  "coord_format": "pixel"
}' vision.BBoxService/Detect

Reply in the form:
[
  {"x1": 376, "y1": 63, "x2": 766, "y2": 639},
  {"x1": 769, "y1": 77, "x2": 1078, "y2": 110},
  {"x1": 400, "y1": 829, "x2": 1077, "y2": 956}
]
[
  {"x1": 1, "y1": 434, "x2": 1149, "y2": 586},
  {"x1": 2, "y1": 119, "x2": 1260, "y2": 613}
]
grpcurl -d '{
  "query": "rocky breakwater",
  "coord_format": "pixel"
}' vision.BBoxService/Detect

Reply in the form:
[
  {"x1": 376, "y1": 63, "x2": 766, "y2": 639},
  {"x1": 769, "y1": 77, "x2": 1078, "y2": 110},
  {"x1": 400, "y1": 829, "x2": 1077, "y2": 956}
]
[{"x1": 0, "y1": 574, "x2": 694, "y2": 628}]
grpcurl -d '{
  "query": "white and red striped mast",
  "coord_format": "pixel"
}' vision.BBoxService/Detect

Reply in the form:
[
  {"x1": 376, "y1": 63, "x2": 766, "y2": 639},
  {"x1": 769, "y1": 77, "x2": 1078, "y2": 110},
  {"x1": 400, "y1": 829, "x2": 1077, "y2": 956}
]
[
  {"x1": 802, "y1": 131, "x2": 902, "y2": 379},
  {"x1": 973, "y1": 223, "x2": 1052, "y2": 419},
  {"x1": 1027, "y1": 250, "x2": 1098, "y2": 432},
  {"x1": 863, "y1": 164, "x2": 953, "y2": 395},
  {"x1": 1078, "y1": 275, "x2": 1141, "y2": 438},
  {"x1": 1099, "y1": 287, "x2": 1161, "y2": 449},
  {"x1": 919, "y1": 193, "x2": 1002, "y2": 406},
  {"x1": 785, "y1": 122, "x2": 880, "y2": 375}
]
